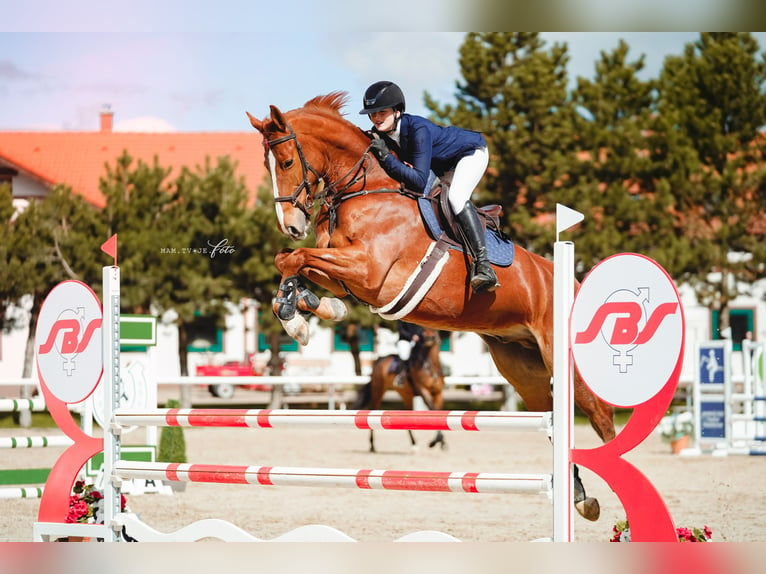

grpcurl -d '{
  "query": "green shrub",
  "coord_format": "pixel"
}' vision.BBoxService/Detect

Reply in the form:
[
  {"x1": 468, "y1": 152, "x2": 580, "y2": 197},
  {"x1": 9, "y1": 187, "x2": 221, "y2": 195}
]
[{"x1": 157, "y1": 398, "x2": 187, "y2": 463}]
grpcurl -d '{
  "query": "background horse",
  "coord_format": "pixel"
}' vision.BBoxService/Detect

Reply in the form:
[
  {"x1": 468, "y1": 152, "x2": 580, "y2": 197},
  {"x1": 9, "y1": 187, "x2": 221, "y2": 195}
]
[
  {"x1": 354, "y1": 328, "x2": 446, "y2": 452},
  {"x1": 246, "y1": 92, "x2": 614, "y2": 521}
]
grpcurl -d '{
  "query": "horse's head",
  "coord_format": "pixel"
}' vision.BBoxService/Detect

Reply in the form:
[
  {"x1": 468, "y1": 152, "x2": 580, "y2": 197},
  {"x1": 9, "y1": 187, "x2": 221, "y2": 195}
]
[
  {"x1": 411, "y1": 327, "x2": 442, "y2": 370},
  {"x1": 421, "y1": 328, "x2": 441, "y2": 348},
  {"x1": 246, "y1": 92, "x2": 365, "y2": 241},
  {"x1": 246, "y1": 105, "x2": 318, "y2": 240}
]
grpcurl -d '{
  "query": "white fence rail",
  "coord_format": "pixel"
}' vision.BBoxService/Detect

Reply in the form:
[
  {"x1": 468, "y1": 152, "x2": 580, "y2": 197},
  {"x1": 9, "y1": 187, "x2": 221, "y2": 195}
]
[{"x1": 0, "y1": 375, "x2": 514, "y2": 410}]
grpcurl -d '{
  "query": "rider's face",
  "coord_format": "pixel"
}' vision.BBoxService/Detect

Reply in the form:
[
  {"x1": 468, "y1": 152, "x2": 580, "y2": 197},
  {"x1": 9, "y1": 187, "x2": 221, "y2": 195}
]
[{"x1": 369, "y1": 108, "x2": 398, "y2": 133}]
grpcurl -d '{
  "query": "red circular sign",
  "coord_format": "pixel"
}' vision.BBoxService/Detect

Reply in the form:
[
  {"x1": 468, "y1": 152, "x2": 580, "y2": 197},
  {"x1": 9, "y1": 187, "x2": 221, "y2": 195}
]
[
  {"x1": 35, "y1": 281, "x2": 103, "y2": 404},
  {"x1": 569, "y1": 253, "x2": 685, "y2": 407}
]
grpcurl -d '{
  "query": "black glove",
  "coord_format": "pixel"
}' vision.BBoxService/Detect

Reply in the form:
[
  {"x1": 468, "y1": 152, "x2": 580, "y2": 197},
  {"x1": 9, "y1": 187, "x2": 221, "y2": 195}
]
[{"x1": 369, "y1": 138, "x2": 390, "y2": 162}]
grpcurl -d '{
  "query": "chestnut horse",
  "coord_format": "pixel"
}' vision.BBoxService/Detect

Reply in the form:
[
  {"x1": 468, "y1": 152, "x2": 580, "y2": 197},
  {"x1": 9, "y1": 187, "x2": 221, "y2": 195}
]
[
  {"x1": 246, "y1": 92, "x2": 614, "y2": 521},
  {"x1": 354, "y1": 327, "x2": 446, "y2": 452}
]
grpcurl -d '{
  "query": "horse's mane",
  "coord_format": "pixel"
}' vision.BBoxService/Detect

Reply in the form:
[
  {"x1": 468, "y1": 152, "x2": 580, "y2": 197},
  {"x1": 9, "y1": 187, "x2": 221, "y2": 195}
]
[
  {"x1": 300, "y1": 92, "x2": 370, "y2": 147},
  {"x1": 303, "y1": 91, "x2": 350, "y2": 119}
]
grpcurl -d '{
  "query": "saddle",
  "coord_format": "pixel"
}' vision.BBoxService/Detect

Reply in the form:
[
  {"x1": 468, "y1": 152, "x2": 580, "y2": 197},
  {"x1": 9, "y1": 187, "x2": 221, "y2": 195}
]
[
  {"x1": 417, "y1": 175, "x2": 515, "y2": 267},
  {"x1": 370, "y1": 174, "x2": 514, "y2": 320}
]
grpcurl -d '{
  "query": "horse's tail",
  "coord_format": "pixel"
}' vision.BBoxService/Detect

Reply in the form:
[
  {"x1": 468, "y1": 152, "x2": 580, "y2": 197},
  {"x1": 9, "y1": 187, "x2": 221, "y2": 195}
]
[{"x1": 353, "y1": 381, "x2": 372, "y2": 409}]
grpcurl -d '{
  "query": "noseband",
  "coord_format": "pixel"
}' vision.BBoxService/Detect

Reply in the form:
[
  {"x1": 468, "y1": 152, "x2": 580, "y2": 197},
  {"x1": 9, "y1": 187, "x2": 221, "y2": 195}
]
[{"x1": 265, "y1": 125, "x2": 321, "y2": 219}]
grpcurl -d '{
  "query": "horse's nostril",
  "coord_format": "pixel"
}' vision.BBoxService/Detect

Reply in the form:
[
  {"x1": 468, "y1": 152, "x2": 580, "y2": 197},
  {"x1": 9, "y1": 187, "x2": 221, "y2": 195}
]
[{"x1": 287, "y1": 226, "x2": 306, "y2": 240}]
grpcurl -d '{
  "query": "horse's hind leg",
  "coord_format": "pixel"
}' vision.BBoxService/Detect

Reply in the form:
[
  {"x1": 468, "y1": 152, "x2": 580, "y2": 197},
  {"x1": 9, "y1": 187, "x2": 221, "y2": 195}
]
[
  {"x1": 573, "y1": 465, "x2": 600, "y2": 521},
  {"x1": 422, "y1": 382, "x2": 446, "y2": 450},
  {"x1": 481, "y1": 336, "x2": 603, "y2": 521},
  {"x1": 407, "y1": 430, "x2": 417, "y2": 450},
  {"x1": 428, "y1": 431, "x2": 445, "y2": 449},
  {"x1": 573, "y1": 372, "x2": 616, "y2": 443}
]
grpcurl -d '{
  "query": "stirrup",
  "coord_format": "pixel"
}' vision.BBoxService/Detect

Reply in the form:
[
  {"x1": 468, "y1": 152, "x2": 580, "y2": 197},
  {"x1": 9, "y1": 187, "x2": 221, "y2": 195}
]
[{"x1": 471, "y1": 264, "x2": 500, "y2": 293}]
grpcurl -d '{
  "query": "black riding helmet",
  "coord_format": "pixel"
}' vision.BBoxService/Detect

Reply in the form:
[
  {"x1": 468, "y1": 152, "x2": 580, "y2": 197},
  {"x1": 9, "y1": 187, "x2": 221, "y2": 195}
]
[{"x1": 359, "y1": 81, "x2": 406, "y2": 114}]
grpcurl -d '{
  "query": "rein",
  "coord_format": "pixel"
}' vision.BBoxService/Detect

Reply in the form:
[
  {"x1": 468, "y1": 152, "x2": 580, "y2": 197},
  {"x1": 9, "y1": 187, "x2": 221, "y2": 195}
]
[{"x1": 266, "y1": 121, "x2": 422, "y2": 233}]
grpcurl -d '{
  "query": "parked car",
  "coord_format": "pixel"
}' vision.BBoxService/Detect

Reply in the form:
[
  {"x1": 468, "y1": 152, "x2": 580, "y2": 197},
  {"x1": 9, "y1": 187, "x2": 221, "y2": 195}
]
[{"x1": 196, "y1": 360, "x2": 269, "y2": 399}]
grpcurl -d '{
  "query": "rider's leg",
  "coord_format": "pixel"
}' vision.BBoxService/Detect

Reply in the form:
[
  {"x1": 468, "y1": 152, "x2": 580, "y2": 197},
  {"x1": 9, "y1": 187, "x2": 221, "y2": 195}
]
[
  {"x1": 449, "y1": 148, "x2": 499, "y2": 293},
  {"x1": 394, "y1": 339, "x2": 413, "y2": 386}
]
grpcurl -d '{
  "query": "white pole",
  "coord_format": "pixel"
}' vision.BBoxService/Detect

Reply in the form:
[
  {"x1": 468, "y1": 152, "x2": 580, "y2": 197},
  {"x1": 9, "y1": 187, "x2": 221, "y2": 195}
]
[
  {"x1": 102, "y1": 266, "x2": 122, "y2": 542},
  {"x1": 553, "y1": 204, "x2": 580, "y2": 542}
]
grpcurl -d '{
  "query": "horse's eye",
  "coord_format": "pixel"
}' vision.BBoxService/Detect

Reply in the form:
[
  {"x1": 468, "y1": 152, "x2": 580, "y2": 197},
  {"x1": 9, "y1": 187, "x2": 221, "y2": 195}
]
[{"x1": 283, "y1": 159, "x2": 294, "y2": 169}]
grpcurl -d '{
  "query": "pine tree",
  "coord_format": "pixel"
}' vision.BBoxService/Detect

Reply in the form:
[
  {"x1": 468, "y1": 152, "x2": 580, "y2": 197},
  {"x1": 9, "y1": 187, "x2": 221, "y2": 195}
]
[
  {"x1": 655, "y1": 33, "x2": 766, "y2": 337},
  {"x1": 565, "y1": 39, "x2": 680, "y2": 273}
]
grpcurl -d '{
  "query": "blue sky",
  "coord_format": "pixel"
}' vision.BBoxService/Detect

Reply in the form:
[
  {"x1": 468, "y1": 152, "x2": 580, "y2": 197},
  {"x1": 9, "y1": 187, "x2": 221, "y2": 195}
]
[{"x1": 1, "y1": 31, "x2": 764, "y2": 133}]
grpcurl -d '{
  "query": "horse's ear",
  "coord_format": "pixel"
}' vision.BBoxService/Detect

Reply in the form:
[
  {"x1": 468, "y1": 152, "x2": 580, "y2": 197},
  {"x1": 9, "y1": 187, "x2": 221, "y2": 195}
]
[
  {"x1": 269, "y1": 105, "x2": 288, "y2": 131},
  {"x1": 246, "y1": 111, "x2": 264, "y2": 132}
]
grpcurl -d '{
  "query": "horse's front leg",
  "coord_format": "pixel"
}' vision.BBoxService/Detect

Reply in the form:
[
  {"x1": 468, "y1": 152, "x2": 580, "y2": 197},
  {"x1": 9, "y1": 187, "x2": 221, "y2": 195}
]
[
  {"x1": 272, "y1": 275, "x2": 348, "y2": 345},
  {"x1": 273, "y1": 245, "x2": 378, "y2": 344}
]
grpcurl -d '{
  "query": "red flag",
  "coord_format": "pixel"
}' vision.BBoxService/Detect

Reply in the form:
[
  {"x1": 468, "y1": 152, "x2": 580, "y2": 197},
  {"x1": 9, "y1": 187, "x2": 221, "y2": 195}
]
[{"x1": 101, "y1": 233, "x2": 117, "y2": 265}]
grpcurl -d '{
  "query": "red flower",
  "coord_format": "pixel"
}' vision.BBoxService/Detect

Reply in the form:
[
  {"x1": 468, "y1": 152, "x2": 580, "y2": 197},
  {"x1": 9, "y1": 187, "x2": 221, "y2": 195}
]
[
  {"x1": 66, "y1": 480, "x2": 129, "y2": 524},
  {"x1": 610, "y1": 520, "x2": 711, "y2": 542},
  {"x1": 65, "y1": 500, "x2": 90, "y2": 523}
]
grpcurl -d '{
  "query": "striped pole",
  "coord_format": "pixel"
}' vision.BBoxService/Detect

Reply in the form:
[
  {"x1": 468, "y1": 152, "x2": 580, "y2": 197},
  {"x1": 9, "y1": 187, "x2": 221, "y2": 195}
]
[
  {"x1": 0, "y1": 436, "x2": 73, "y2": 449},
  {"x1": 115, "y1": 461, "x2": 551, "y2": 496},
  {"x1": 0, "y1": 398, "x2": 47, "y2": 413},
  {"x1": 0, "y1": 487, "x2": 44, "y2": 499},
  {"x1": 114, "y1": 408, "x2": 552, "y2": 433}
]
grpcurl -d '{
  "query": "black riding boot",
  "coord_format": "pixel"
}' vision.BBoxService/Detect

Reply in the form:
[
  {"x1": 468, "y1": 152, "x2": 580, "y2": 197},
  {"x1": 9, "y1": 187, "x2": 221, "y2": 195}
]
[
  {"x1": 393, "y1": 358, "x2": 407, "y2": 387},
  {"x1": 455, "y1": 201, "x2": 500, "y2": 293}
]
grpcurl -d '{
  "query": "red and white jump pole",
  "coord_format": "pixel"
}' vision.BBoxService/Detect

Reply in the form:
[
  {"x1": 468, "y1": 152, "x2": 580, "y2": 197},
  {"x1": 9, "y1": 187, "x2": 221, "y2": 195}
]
[
  {"x1": 114, "y1": 461, "x2": 552, "y2": 495},
  {"x1": 114, "y1": 408, "x2": 552, "y2": 432}
]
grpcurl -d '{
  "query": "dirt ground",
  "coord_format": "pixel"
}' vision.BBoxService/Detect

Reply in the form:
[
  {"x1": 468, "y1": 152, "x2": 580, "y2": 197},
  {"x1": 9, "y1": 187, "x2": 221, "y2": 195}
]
[{"x1": 2, "y1": 415, "x2": 765, "y2": 544}]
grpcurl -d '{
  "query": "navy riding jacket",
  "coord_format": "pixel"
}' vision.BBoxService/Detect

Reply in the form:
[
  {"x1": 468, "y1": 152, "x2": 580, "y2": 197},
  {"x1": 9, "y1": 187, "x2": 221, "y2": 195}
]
[
  {"x1": 398, "y1": 321, "x2": 425, "y2": 342},
  {"x1": 375, "y1": 114, "x2": 486, "y2": 193}
]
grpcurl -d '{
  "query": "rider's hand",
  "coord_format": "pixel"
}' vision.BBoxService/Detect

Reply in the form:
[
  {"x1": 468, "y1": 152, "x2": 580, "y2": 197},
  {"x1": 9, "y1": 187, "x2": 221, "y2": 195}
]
[{"x1": 369, "y1": 138, "x2": 390, "y2": 162}]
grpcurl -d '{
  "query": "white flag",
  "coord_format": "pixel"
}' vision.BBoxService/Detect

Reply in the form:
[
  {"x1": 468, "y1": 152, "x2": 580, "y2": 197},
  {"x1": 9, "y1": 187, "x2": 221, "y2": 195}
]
[{"x1": 556, "y1": 204, "x2": 584, "y2": 236}]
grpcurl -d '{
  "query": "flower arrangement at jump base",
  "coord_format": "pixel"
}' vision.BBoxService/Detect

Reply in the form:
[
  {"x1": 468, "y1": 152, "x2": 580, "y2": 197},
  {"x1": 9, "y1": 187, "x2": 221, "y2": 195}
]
[
  {"x1": 610, "y1": 520, "x2": 712, "y2": 542},
  {"x1": 66, "y1": 480, "x2": 129, "y2": 524}
]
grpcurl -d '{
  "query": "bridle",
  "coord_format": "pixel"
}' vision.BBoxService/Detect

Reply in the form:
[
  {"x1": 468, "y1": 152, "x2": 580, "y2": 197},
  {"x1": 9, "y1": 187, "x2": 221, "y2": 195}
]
[
  {"x1": 264, "y1": 121, "x2": 418, "y2": 232},
  {"x1": 264, "y1": 124, "x2": 322, "y2": 219}
]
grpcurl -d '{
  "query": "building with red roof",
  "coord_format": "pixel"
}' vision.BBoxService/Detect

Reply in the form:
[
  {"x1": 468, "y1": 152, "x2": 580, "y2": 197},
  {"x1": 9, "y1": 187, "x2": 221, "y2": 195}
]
[{"x1": 0, "y1": 107, "x2": 267, "y2": 208}]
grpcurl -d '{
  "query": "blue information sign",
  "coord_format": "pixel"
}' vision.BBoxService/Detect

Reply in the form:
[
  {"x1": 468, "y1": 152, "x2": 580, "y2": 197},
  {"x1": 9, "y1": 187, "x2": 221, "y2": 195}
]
[
  {"x1": 700, "y1": 400, "x2": 726, "y2": 439},
  {"x1": 699, "y1": 346, "x2": 725, "y2": 385}
]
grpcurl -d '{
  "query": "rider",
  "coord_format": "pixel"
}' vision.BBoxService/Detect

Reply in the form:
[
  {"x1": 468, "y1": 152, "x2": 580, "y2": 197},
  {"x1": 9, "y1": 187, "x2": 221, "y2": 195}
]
[
  {"x1": 394, "y1": 320, "x2": 424, "y2": 386},
  {"x1": 360, "y1": 80, "x2": 500, "y2": 294}
]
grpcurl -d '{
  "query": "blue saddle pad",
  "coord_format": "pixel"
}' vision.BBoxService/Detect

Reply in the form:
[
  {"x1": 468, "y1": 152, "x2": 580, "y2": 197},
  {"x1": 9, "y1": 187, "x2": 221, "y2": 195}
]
[{"x1": 417, "y1": 196, "x2": 515, "y2": 267}]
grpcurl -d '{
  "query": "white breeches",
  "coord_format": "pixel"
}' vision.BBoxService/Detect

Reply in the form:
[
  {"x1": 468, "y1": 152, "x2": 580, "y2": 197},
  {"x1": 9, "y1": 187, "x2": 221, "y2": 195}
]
[
  {"x1": 397, "y1": 339, "x2": 414, "y2": 361},
  {"x1": 446, "y1": 146, "x2": 489, "y2": 214}
]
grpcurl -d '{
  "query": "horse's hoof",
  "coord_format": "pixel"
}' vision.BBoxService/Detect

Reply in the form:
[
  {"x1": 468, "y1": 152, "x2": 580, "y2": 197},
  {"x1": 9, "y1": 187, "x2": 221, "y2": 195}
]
[
  {"x1": 281, "y1": 314, "x2": 309, "y2": 346},
  {"x1": 575, "y1": 497, "x2": 600, "y2": 522},
  {"x1": 324, "y1": 297, "x2": 348, "y2": 321}
]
